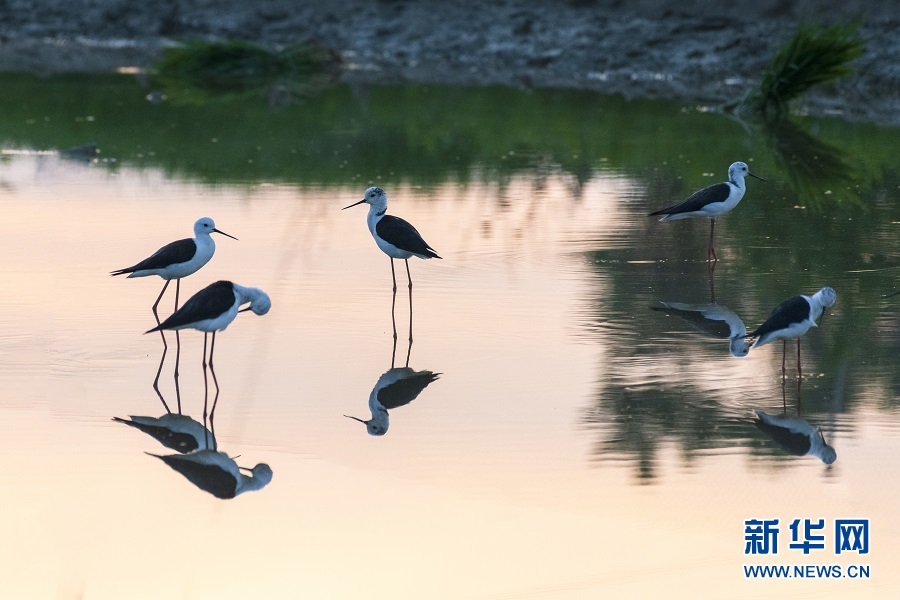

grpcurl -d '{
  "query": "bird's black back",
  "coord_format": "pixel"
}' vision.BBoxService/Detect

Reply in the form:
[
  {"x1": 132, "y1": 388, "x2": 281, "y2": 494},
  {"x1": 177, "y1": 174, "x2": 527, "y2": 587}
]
[
  {"x1": 112, "y1": 238, "x2": 197, "y2": 275},
  {"x1": 750, "y1": 296, "x2": 810, "y2": 338},
  {"x1": 154, "y1": 454, "x2": 237, "y2": 499},
  {"x1": 650, "y1": 182, "x2": 731, "y2": 216},
  {"x1": 376, "y1": 215, "x2": 441, "y2": 258},
  {"x1": 113, "y1": 417, "x2": 201, "y2": 453},
  {"x1": 377, "y1": 371, "x2": 441, "y2": 410},
  {"x1": 754, "y1": 419, "x2": 812, "y2": 456},
  {"x1": 649, "y1": 306, "x2": 733, "y2": 338},
  {"x1": 149, "y1": 280, "x2": 235, "y2": 332}
]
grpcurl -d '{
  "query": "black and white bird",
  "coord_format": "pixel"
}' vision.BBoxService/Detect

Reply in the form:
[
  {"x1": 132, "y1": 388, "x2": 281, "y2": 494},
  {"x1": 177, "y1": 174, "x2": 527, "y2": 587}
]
[
  {"x1": 344, "y1": 366, "x2": 441, "y2": 436},
  {"x1": 651, "y1": 301, "x2": 751, "y2": 357},
  {"x1": 148, "y1": 450, "x2": 273, "y2": 499},
  {"x1": 650, "y1": 162, "x2": 765, "y2": 261},
  {"x1": 146, "y1": 280, "x2": 271, "y2": 366},
  {"x1": 342, "y1": 187, "x2": 441, "y2": 291},
  {"x1": 112, "y1": 217, "x2": 237, "y2": 324},
  {"x1": 753, "y1": 410, "x2": 837, "y2": 464},
  {"x1": 748, "y1": 287, "x2": 837, "y2": 377},
  {"x1": 113, "y1": 414, "x2": 214, "y2": 453}
]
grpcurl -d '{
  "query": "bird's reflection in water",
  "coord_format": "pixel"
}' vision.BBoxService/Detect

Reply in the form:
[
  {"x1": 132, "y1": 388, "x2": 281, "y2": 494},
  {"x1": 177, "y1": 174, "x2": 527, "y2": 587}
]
[
  {"x1": 146, "y1": 450, "x2": 273, "y2": 499},
  {"x1": 151, "y1": 327, "x2": 183, "y2": 415},
  {"x1": 114, "y1": 333, "x2": 272, "y2": 498},
  {"x1": 752, "y1": 381, "x2": 837, "y2": 465},
  {"x1": 113, "y1": 413, "x2": 214, "y2": 453},
  {"x1": 344, "y1": 337, "x2": 441, "y2": 436},
  {"x1": 115, "y1": 347, "x2": 215, "y2": 451},
  {"x1": 651, "y1": 301, "x2": 751, "y2": 357}
]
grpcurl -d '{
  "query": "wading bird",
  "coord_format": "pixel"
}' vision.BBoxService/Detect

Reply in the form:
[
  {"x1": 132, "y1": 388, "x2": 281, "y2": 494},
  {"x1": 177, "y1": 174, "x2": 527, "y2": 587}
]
[
  {"x1": 343, "y1": 187, "x2": 441, "y2": 341},
  {"x1": 748, "y1": 287, "x2": 836, "y2": 378},
  {"x1": 650, "y1": 162, "x2": 765, "y2": 261},
  {"x1": 146, "y1": 280, "x2": 271, "y2": 370},
  {"x1": 112, "y1": 217, "x2": 237, "y2": 331},
  {"x1": 343, "y1": 187, "x2": 441, "y2": 291}
]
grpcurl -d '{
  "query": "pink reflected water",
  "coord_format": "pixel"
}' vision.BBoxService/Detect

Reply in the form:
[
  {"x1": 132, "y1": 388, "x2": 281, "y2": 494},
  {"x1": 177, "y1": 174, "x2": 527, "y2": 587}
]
[{"x1": 0, "y1": 154, "x2": 897, "y2": 598}]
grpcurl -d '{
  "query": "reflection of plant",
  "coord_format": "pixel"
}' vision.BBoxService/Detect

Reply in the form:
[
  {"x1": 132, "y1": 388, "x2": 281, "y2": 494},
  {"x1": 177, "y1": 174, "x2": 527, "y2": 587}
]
[
  {"x1": 750, "y1": 23, "x2": 864, "y2": 118},
  {"x1": 153, "y1": 39, "x2": 341, "y2": 103},
  {"x1": 763, "y1": 117, "x2": 860, "y2": 210},
  {"x1": 0, "y1": 74, "x2": 894, "y2": 190}
]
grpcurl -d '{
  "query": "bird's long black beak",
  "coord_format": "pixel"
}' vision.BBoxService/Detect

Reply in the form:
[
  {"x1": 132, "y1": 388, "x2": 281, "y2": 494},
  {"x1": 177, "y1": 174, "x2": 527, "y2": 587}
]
[
  {"x1": 213, "y1": 228, "x2": 239, "y2": 240},
  {"x1": 342, "y1": 199, "x2": 367, "y2": 210},
  {"x1": 343, "y1": 414, "x2": 367, "y2": 424},
  {"x1": 748, "y1": 171, "x2": 768, "y2": 182}
]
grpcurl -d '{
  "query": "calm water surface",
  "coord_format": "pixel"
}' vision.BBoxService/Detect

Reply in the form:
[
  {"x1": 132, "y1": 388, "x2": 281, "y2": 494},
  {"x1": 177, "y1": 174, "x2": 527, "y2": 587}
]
[{"x1": 0, "y1": 75, "x2": 898, "y2": 599}]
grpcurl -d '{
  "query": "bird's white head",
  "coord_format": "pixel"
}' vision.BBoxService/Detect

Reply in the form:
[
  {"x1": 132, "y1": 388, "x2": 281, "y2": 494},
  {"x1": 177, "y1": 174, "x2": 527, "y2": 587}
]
[
  {"x1": 814, "y1": 286, "x2": 837, "y2": 308},
  {"x1": 194, "y1": 217, "x2": 238, "y2": 240},
  {"x1": 819, "y1": 444, "x2": 837, "y2": 464},
  {"x1": 728, "y1": 162, "x2": 766, "y2": 184},
  {"x1": 342, "y1": 187, "x2": 388, "y2": 212},
  {"x1": 239, "y1": 287, "x2": 272, "y2": 315},
  {"x1": 344, "y1": 413, "x2": 388, "y2": 436},
  {"x1": 250, "y1": 463, "x2": 274, "y2": 485},
  {"x1": 729, "y1": 336, "x2": 751, "y2": 358}
]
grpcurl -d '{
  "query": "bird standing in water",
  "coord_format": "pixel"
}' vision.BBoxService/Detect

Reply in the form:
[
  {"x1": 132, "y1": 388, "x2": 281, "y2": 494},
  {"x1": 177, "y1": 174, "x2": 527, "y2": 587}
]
[
  {"x1": 650, "y1": 162, "x2": 765, "y2": 261},
  {"x1": 343, "y1": 187, "x2": 441, "y2": 341},
  {"x1": 749, "y1": 287, "x2": 836, "y2": 378},
  {"x1": 112, "y1": 217, "x2": 238, "y2": 333},
  {"x1": 146, "y1": 280, "x2": 271, "y2": 375}
]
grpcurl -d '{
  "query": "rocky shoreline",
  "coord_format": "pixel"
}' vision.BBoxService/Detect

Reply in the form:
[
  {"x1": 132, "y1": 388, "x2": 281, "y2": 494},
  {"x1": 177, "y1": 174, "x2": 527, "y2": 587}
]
[{"x1": 0, "y1": 0, "x2": 897, "y2": 126}]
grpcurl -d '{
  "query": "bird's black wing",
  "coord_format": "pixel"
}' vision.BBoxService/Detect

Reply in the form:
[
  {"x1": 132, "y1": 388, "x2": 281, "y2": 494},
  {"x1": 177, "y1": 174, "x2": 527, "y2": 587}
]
[
  {"x1": 111, "y1": 238, "x2": 197, "y2": 275},
  {"x1": 149, "y1": 280, "x2": 235, "y2": 332},
  {"x1": 649, "y1": 306, "x2": 733, "y2": 338},
  {"x1": 376, "y1": 215, "x2": 441, "y2": 258},
  {"x1": 112, "y1": 417, "x2": 200, "y2": 453},
  {"x1": 377, "y1": 371, "x2": 441, "y2": 410},
  {"x1": 649, "y1": 182, "x2": 731, "y2": 216},
  {"x1": 152, "y1": 454, "x2": 237, "y2": 499},
  {"x1": 753, "y1": 419, "x2": 812, "y2": 456},
  {"x1": 750, "y1": 296, "x2": 810, "y2": 338}
]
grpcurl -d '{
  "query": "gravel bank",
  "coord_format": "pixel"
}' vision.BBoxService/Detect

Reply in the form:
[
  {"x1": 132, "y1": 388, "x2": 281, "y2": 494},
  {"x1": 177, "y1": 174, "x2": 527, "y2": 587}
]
[{"x1": 0, "y1": 0, "x2": 897, "y2": 126}]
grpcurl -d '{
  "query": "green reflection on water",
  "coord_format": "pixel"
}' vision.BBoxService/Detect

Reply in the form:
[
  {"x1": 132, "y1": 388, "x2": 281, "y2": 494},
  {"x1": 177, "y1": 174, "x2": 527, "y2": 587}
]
[
  {"x1": 2, "y1": 72, "x2": 897, "y2": 479},
  {"x1": 0, "y1": 72, "x2": 894, "y2": 200}
]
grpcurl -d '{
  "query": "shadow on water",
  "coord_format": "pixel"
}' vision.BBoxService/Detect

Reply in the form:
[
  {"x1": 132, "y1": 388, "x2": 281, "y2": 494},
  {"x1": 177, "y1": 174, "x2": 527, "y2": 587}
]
[
  {"x1": 113, "y1": 334, "x2": 272, "y2": 499},
  {"x1": 344, "y1": 337, "x2": 441, "y2": 437}
]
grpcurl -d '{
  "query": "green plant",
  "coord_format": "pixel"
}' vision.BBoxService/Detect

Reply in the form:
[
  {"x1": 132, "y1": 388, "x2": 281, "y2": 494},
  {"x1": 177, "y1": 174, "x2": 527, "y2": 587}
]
[
  {"x1": 751, "y1": 23, "x2": 865, "y2": 118},
  {"x1": 152, "y1": 39, "x2": 341, "y2": 101}
]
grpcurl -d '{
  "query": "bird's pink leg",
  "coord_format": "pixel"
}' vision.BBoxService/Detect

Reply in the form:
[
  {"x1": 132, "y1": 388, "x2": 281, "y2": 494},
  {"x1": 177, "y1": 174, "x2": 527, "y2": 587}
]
[
  {"x1": 174, "y1": 279, "x2": 182, "y2": 413},
  {"x1": 707, "y1": 219, "x2": 718, "y2": 262},
  {"x1": 152, "y1": 279, "x2": 171, "y2": 348},
  {"x1": 208, "y1": 332, "x2": 220, "y2": 441},
  {"x1": 782, "y1": 340, "x2": 787, "y2": 379},
  {"x1": 406, "y1": 259, "x2": 414, "y2": 344}
]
